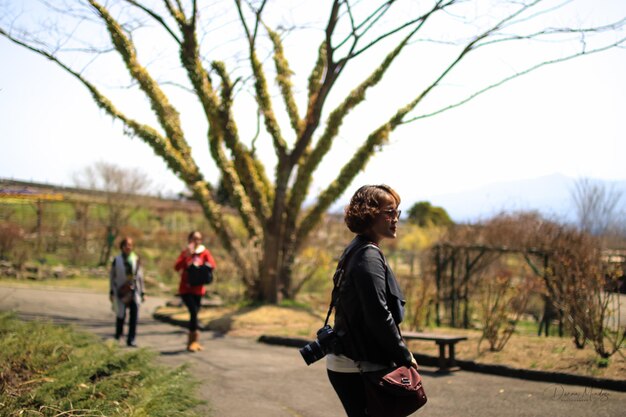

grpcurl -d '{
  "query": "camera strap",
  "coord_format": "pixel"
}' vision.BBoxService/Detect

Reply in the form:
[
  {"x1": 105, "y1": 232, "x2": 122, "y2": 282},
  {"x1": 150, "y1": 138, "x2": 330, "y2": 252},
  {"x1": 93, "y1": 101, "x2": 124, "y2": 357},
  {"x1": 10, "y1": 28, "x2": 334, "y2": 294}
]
[
  {"x1": 323, "y1": 240, "x2": 378, "y2": 327},
  {"x1": 323, "y1": 240, "x2": 402, "y2": 369}
]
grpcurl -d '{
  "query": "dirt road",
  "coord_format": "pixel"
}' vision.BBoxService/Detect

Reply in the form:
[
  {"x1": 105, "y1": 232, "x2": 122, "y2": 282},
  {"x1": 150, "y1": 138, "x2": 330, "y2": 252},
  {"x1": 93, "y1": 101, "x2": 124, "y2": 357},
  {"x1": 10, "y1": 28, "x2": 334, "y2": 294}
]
[{"x1": 1, "y1": 284, "x2": 624, "y2": 417}]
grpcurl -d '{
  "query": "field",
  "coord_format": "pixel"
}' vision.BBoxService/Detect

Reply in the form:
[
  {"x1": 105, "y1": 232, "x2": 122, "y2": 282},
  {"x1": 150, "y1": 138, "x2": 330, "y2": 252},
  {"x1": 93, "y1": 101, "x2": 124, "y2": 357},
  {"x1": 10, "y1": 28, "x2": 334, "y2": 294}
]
[{"x1": 2, "y1": 179, "x2": 625, "y2": 383}]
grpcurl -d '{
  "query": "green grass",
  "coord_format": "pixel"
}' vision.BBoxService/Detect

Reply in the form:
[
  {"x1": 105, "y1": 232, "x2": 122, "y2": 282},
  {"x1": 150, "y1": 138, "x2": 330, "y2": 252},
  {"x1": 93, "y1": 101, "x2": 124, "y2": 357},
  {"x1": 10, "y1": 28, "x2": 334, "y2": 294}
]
[{"x1": 0, "y1": 312, "x2": 205, "y2": 416}]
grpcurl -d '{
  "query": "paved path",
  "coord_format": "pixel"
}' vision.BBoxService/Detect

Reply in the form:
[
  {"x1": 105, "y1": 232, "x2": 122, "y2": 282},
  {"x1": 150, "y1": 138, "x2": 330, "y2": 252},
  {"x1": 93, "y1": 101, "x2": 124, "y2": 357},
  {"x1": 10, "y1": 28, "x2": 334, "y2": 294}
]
[{"x1": 0, "y1": 284, "x2": 624, "y2": 417}]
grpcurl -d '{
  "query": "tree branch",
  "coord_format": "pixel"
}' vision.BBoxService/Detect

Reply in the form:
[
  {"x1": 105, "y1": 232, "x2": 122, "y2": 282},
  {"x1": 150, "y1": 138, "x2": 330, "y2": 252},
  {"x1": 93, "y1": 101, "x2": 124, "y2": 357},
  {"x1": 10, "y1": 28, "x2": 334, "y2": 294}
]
[
  {"x1": 0, "y1": 26, "x2": 193, "y2": 185},
  {"x1": 85, "y1": 1, "x2": 251, "y2": 267},
  {"x1": 163, "y1": 0, "x2": 272, "y2": 225},
  {"x1": 123, "y1": 0, "x2": 182, "y2": 44},
  {"x1": 401, "y1": 35, "x2": 626, "y2": 124},
  {"x1": 211, "y1": 61, "x2": 273, "y2": 222},
  {"x1": 266, "y1": 26, "x2": 302, "y2": 136},
  {"x1": 296, "y1": 124, "x2": 393, "y2": 246},
  {"x1": 287, "y1": 1, "x2": 444, "y2": 245},
  {"x1": 89, "y1": 0, "x2": 193, "y2": 162},
  {"x1": 236, "y1": 0, "x2": 288, "y2": 160},
  {"x1": 384, "y1": 0, "x2": 546, "y2": 125},
  {"x1": 287, "y1": 1, "x2": 345, "y2": 169}
]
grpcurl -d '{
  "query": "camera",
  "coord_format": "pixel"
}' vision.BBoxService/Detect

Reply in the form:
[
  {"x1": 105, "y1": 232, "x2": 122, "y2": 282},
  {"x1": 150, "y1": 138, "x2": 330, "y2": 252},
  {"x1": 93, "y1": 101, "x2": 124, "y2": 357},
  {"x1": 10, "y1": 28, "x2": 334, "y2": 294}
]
[{"x1": 299, "y1": 325, "x2": 338, "y2": 365}]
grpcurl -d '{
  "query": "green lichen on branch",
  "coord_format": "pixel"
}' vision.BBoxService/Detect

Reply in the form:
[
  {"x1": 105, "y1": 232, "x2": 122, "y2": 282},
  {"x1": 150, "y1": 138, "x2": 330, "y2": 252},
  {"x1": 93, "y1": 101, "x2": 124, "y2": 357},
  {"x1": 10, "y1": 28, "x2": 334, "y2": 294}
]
[
  {"x1": 81, "y1": 75, "x2": 198, "y2": 186},
  {"x1": 297, "y1": 124, "x2": 392, "y2": 245},
  {"x1": 267, "y1": 27, "x2": 302, "y2": 136},
  {"x1": 288, "y1": 31, "x2": 416, "y2": 236},
  {"x1": 91, "y1": 0, "x2": 249, "y2": 269},
  {"x1": 208, "y1": 129, "x2": 262, "y2": 238},
  {"x1": 250, "y1": 49, "x2": 287, "y2": 157},
  {"x1": 89, "y1": 0, "x2": 192, "y2": 163},
  {"x1": 174, "y1": 17, "x2": 269, "y2": 236},
  {"x1": 307, "y1": 43, "x2": 326, "y2": 105},
  {"x1": 212, "y1": 61, "x2": 273, "y2": 221}
]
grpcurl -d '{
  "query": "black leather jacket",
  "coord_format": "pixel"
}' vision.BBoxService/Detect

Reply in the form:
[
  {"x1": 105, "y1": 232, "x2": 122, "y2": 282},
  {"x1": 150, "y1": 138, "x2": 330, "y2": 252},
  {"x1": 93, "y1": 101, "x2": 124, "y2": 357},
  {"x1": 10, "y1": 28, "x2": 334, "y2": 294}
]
[{"x1": 332, "y1": 235, "x2": 413, "y2": 367}]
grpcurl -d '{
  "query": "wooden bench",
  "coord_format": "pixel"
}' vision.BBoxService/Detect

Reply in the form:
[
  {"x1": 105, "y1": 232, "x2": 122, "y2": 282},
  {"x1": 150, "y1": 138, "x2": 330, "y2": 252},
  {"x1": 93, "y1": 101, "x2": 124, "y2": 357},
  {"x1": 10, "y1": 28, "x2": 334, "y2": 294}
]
[{"x1": 402, "y1": 332, "x2": 468, "y2": 372}]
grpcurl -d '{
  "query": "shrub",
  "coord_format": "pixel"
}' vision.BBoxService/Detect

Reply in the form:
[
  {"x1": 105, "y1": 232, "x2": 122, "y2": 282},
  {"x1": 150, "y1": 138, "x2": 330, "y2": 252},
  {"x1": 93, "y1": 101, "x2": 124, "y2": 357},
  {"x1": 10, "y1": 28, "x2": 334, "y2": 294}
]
[{"x1": 0, "y1": 221, "x2": 23, "y2": 260}]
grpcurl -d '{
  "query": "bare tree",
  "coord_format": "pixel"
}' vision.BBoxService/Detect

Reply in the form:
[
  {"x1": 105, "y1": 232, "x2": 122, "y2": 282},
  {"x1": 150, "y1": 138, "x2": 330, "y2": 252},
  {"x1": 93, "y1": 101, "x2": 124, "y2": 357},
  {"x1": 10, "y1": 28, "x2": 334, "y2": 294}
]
[
  {"x1": 477, "y1": 267, "x2": 538, "y2": 352},
  {"x1": 571, "y1": 177, "x2": 624, "y2": 237},
  {"x1": 1, "y1": 0, "x2": 625, "y2": 302},
  {"x1": 73, "y1": 161, "x2": 151, "y2": 265},
  {"x1": 439, "y1": 212, "x2": 625, "y2": 359},
  {"x1": 497, "y1": 213, "x2": 625, "y2": 359}
]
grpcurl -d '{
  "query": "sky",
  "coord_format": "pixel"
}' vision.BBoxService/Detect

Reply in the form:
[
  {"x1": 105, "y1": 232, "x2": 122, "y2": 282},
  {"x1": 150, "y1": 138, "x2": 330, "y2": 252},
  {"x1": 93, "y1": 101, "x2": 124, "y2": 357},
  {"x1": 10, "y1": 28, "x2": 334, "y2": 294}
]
[{"x1": 1, "y1": 0, "x2": 625, "y2": 219}]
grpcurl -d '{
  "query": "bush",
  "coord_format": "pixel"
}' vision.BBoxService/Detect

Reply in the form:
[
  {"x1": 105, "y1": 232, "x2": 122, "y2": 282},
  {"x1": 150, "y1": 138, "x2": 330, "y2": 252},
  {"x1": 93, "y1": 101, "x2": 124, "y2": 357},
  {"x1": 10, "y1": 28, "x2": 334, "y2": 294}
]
[{"x1": 0, "y1": 221, "x2": 23, "y2": 260}]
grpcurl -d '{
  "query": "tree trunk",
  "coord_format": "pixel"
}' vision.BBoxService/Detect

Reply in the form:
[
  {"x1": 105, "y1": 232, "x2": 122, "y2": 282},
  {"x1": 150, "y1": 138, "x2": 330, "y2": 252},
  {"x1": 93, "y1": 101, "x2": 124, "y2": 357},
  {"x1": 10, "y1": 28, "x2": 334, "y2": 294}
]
[
  {"x1": 99, "y1": 226, "x2": 117, "y2": 266},
  {"x1": 259, "y1": 231, "x2": 280, "y2": 303},
  {"x1": 257, "y1": 213, "x2": 298, "y2": 302}
]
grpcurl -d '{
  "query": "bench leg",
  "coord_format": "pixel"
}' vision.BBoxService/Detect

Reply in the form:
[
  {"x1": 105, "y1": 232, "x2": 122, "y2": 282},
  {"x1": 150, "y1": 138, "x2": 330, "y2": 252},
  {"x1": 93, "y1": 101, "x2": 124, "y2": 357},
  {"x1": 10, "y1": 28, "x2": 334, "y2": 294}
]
[
  {"x1": 446, "y1": 343, "x2": 462, "y2": 372},
  {"x1": 434, "y1": 342, "x2": 461, "y2": 372},
  {"x1": 437, "y1": 342, "x2": 447, "y2": 372},
  {"x1": 449, "y1": 343, "x2": 457, "y2": 368}
]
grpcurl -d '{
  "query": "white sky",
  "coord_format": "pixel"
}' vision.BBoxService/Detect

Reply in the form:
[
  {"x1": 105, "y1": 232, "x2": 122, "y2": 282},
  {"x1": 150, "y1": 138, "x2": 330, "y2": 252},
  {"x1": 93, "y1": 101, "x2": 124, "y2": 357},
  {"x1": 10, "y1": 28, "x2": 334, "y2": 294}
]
[{"x1": 1, "y1": 0, "x2": 625, "y2": 213}]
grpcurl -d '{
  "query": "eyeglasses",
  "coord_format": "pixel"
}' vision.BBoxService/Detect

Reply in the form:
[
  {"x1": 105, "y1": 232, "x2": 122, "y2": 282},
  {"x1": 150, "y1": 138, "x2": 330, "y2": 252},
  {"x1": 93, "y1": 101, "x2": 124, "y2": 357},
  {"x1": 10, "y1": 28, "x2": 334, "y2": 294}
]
[{"x1": 381, "y1": 209, "x2": 401, "y2": 219}]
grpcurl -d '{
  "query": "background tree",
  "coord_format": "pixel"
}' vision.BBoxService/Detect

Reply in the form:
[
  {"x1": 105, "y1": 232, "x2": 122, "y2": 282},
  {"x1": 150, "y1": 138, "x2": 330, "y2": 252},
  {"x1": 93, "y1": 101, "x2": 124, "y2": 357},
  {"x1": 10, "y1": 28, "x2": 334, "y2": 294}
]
[
  {"x1": 477, "y1": 267, "x2": 539, "y2": 352},
  {"x1": 407, "y1": 201, "x2": 454, "y2": 228},
  {"x1": 1, "y1": 0, "x2": 625, "y2": 302},
  {"x1": 73, "y1": 161, "x2": 152, "y2": 265},
  {"x1": 571, "y1": 177, "x2": 624, "y2": 237},
  {"x1": 486, "y1": 213, "x2": 625, "y2": 358}
]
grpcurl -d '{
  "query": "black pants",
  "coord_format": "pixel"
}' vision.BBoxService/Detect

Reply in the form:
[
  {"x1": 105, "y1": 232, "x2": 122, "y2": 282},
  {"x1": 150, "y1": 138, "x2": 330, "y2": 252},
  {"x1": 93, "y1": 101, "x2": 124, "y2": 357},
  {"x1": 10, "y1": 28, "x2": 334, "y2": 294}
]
[
  {"x1": 115, "y1": 300, "x2": 138, "y2": 344},
  {"x1": 181, "y1": 294, "x2": 202, "y2": 331},
  {"x1": 327, "y1": 369, "x2": 368, "y2": 417}
]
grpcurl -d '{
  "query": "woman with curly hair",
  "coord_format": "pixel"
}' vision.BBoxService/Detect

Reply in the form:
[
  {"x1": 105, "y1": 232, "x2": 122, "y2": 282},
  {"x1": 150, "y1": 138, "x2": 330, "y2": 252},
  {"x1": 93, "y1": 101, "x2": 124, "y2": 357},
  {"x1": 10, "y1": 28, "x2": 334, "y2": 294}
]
[{"x1": 326, "y1": 184, "x2": 417, "y2": 417}]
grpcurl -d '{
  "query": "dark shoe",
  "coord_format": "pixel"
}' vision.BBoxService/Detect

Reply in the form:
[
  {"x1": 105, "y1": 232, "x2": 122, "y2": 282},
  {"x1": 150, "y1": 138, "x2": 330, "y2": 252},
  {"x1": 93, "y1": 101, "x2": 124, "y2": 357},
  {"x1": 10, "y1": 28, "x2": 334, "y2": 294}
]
[
  {"x1": 115, "y1": 318, "x2": 124, "y2": 339},
  {"x1": 127, "y1": 341, "x2": 138, "y2": 348}
]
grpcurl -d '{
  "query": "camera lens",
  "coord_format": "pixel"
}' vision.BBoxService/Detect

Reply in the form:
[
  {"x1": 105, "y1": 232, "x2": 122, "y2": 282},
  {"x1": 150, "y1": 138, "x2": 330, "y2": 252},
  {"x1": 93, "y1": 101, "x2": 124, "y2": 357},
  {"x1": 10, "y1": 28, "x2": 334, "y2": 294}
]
[{"x1": 299, "y1": 340, "x2": 325, "y2": 365}]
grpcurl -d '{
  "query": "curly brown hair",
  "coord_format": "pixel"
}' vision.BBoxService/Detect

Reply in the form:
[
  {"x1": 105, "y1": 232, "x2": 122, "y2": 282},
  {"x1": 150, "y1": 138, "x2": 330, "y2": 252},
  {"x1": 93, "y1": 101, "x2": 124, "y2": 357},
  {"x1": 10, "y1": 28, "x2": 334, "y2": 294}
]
[{"x1": 344, "y1": 185, "x2": 401, "y2": 234}]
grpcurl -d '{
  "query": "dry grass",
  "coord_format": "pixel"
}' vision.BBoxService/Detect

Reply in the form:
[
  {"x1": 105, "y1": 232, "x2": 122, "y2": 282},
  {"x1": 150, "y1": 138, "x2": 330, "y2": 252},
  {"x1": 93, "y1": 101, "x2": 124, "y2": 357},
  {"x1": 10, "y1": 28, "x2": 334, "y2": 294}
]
[
  {"x1": 403, "y1": 327, "x2": 626, "y2": 381},
  {"x1": 0, "y1": 276, "x2": 110, "y2": 292},
  {"x1": 156, "y1": 305, "x2": 625, "y2": 381},
  {"x1": 157, "y1": 304, "x2": 325, "y2": 338}
]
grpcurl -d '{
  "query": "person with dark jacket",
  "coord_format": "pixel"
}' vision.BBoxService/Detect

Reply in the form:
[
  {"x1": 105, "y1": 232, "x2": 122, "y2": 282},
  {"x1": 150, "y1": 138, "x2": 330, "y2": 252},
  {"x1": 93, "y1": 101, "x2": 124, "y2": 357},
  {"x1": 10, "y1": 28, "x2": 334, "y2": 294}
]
[
  {"x1": 327, "y1": 184, "x2": 417, "y2": 417},
  {"x1": 109, "y1": 237, "x2": 145, "y2": 347}
]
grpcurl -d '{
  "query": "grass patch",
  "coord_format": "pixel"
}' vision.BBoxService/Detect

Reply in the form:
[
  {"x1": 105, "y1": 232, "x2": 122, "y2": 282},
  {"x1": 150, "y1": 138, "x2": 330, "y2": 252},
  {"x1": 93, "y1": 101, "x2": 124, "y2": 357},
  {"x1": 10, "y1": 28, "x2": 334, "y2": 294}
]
[
  {"x1": 404, "y1": 326, "x2": 626, "y2": 381},
  {"x1": 0, "y1": 312, "x2": 204, "y2": 416},
  {"x1": 157, "y1": 303, "x2": 325, "y2": 338},
  {"x1": 0, "y1": 276, "x2": 110, "y2": 293},
  {"x1": 0, "y1": 275, "x2": 175, "y2": 298}
]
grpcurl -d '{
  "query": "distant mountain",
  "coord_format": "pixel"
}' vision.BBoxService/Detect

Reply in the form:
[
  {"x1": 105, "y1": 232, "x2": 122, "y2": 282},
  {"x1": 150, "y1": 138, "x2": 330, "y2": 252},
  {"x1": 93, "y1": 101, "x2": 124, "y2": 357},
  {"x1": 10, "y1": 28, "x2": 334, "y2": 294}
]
[{"x1": 417, "y1": 174, "x2": 626, "y2": 223}]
